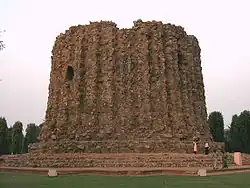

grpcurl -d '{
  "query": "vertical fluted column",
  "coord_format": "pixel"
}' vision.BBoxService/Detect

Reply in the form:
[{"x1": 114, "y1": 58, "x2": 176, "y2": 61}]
[
  {"x1": 66, "y1": 28, "x2": 84, "y2": 138},
  {"x1": 191, "y1": 36, "x2": 210, "y2": 138},
  {"x1": 181, "y1": 36, "x2": 197, "y2": 137},
  {"x1": 164, "y1": 24, "x2": 185, "y2": 137},
  {"x1": 147, "y1": 22, "x2": 168, "y2": 135},
  {"x1": 130, "y1": 22, "x2": 152, "y2": 138},
  {"x1": 115, "y1": 29, "x2": 130, "y2": 140},
  {"x1": 163, "y1": 24, "x2": 175, "y2": 137},
  {"x1": 123, "y1": 29, "x2": 139, "y2": 139},
  {"x1": 55, "y1": 28, "x2": 80, "y2": 139},
  {"x1": 76, "y1": 27, "x2": 87, "y2": 139},
  {"x1": 97, "y1": 23, "x2": 117, "y2": 139},
  {"x1": 80, "y1": 23, "x2": 100, "y2": 139},
  {"x1": 177, "y1": 33, "x2": 196, "y2": 138}
]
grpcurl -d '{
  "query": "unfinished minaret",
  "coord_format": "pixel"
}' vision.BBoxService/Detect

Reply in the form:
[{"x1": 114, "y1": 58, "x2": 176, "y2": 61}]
[{"x1": 31, "y1": 20, "x2": 215, "y2": 153}]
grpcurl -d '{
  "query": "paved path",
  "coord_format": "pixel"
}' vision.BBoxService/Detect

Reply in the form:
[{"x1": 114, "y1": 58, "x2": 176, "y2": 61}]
[
  {"x1": 2, "y1": 166, "x2": 250, "y2": 176},
  {"x1": 208, "y1": 169, "x2": 250, "y2": 176}
]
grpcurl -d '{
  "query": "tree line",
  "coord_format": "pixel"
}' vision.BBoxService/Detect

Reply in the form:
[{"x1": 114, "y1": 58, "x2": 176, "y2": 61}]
[
  {"x1": 1, "y1": 110, "x2": 250, "y2": 155},
  {"x1": 0, "y1": 118, "x2": 43, "y2": 155},
  {"x1": 208, "y1": 110, "x2": 250, "y2": 154}
]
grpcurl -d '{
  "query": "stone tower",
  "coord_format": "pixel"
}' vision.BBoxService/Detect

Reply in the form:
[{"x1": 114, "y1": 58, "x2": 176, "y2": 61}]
[{"x1": 33, "y1": 20, "x2": 214, "y2": 153}]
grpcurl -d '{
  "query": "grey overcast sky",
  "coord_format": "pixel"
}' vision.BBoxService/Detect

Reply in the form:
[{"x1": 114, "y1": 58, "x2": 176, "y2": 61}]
[{"x1": 0, "y1": 0, "x2": 249, "y2": 129}]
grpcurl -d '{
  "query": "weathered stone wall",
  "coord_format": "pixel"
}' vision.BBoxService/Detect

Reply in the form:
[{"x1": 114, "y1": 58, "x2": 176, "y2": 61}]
[
  {"x1": 0, "y1": 153, "x2": 223, "y2": 168},
  {"x1": 36, "y1": 20, "x2": 213, "y2": 153},
  {"x1": 29, "y1": 139, "x2": 224, "y2": 154}
]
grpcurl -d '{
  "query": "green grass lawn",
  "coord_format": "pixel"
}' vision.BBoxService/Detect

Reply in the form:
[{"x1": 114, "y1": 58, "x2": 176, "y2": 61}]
[{"x1": 1, "y1": 172, "x2": 250, "y2": 188}]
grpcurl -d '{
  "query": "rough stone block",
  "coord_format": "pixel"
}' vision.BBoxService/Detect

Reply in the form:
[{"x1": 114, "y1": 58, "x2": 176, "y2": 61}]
[
  {"x1": 48, "y1": 169, "x2": 58, "y2": 177},
  {"x1": 234, "y1": 152, "x2": 242, "y2": 166},
  {"x1": 198, "y1": 169, "x2": 207, "y2": 176}
]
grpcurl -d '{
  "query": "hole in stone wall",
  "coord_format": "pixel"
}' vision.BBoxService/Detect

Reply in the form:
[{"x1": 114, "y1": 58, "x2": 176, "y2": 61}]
[{"x1": 66, "y1": 66, "x2": 74, "y2": 81}]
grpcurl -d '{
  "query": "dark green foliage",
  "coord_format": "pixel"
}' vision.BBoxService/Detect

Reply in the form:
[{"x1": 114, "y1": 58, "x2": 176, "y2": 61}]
[
  {"x1": 22, "y1": 123, "x2": 40, "y2": 153},
  {"x1": 229, "y1": 114, "x2": 241, "y2": 152},
  {"x1": 7, "y1": 127, "x2": 12, "y2": 154},
  {"x1": 208, "y1": 111, "x2": 225, "y2": 142},
  {"x1": 222, "y1": 153, "x2": 229, "y2": 168},
  {"x1": 224, "y1": 110, "x2": 250, "y2": 154},
  {"x1": 0, "y1": 117, "x2": 8, "y2": 154},
  {"x1": 229, "y1": 111, "x2": 250, "y2": 153},
  {"x1": 11, "y1": 121, "x2": 24, "y2": 154},
  {"x1": 224, "y1": 128, "x2": 232, "y2": 152}
]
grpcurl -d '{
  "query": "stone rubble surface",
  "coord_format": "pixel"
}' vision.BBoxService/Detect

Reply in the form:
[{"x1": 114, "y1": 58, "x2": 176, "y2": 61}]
[
  {"x1": 34, "y1": 20, "x2": 215, "y2": 153},
  {"x1": 0, "y1": 153, "x2": 222, "y2": 168}
]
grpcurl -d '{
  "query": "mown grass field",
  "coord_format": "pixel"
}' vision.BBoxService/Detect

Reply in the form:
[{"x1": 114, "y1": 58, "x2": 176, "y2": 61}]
[{"x1": 1, "y1": 172, "x2": 250, "y2": 188}]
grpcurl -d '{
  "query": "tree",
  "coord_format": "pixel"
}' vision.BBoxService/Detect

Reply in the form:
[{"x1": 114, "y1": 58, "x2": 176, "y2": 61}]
[
  {"x1": 7, "y1": 127, "x2": 12, "y2": 154},
  {"x1": 208, "y1": 111, "x2": 225, "y2": 142},
  {"x1": 242, "y1": 111, "x2": 250, "y2": 153},
  {"x1": 234, "y1": 111, "x2": 250, "y2": 153},
  {"x1": 229, "y1": 111, "x2": 250, "y2": 153},
  {"x1": 224, "y1": 127, "x2": 232, "y2": 152},
  {"x1": 36, "y1": 123, "x2": 42, "y2": 137},
  {"x1": 11, "y1": 121, "x2": 24, "y2": 154},
  {"x1": 229, "y1": 114, "x2": 241, "y2": 152},
  {"x1": 0, "y1": 117, "x2": 8, "y2": 154},
  {"x1": 22, "y1": 123, "x2": 40, "y2": 153}
]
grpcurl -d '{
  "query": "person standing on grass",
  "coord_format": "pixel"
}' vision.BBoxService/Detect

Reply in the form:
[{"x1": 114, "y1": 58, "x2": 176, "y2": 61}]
[
  {"x1": 193, "y1": 141, "x2": 198, "y2": 154},
  {"x1": 205, "y1": 142, "x2": 209, "y2": 155}
]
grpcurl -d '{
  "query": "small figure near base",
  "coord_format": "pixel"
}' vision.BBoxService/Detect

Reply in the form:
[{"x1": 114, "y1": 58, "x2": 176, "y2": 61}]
[
  {"x1": 205, "y1": 142, "x2": 210, "y2": 155},
  {"x1": 193, "y1": 141, "x2": 198, "y2": 154}
]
